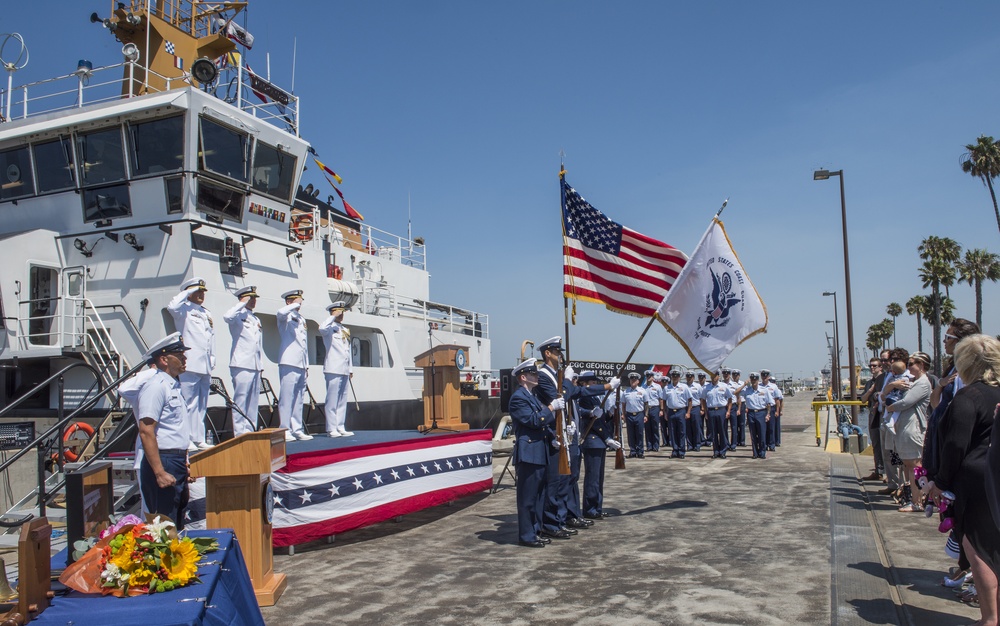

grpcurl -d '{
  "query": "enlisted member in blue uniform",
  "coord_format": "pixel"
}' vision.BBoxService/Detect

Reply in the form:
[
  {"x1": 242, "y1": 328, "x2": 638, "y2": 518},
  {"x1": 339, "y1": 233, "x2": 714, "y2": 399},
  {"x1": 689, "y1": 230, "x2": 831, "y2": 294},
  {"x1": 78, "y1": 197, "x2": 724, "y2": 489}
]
[
  {"x1": 277, "y1": 289, "x2": 310, "y2": 442},
  {"x1": 660, "y1": 368, "x2": 693, "y2": 458},
  {"x1": 642, "y1": 371, "x2": 662, "y2": 452},
  {"x1": 684, "y1": 371, "x2": 704, "y2": 452},
  {"x1": 167, "y1": 278, "x2": 215, "y2": 450},
  {"x1": 738, "y1": 372, "x2": 772, "y2": 459},
  {"x1": 508, "y1": 358, "x2": 564, "y2": 547},
  {"x1": 701, "y1": 370, "x2": 733, "y2": 458},
  {"x1": 620, "y1": 372, "x2": 648, "y2": 458},
  {"x1": 223, "y1": 285, "x2": 263, "y2": 436},
  {"x1": 576, "y1": 371, "x2": 623, "y2": 520},
  {"x1": 761, "y1": 369, "x2": 783, "y2": 450},
  {"x1": 730, "y1": 369, "x2": 747, "y2": 449},
  {"x1": 319, "y1": 301, "x2": 354, "y2": 437},
  {"x1": 696, "y1": 372, "x2": 711, "y2": 445},
  {"x1": 136, "y1": 333, "x2": 193, "y2": 528}
]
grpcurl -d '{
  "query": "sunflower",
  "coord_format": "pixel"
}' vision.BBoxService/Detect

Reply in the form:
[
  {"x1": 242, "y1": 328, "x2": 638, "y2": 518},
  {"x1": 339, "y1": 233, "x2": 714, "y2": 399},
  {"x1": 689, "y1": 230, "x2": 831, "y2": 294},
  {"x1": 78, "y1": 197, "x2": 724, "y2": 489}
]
[
  {"x1": 109, "y1": 533, "x2": 137, "y2": 570},
  {"x1": 130, "y1": 567, "x2": 155, "y2": 589},
  {"x1": 161, "y1": 539, "x2": 200, "y2": 585}
]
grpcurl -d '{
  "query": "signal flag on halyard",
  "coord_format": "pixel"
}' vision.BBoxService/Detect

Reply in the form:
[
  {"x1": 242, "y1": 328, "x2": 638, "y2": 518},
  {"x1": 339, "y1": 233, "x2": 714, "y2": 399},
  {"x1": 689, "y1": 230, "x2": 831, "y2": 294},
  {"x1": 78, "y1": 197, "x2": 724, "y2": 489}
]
[
  {"x1": 562, "y1": 178, "x2": 688, "y2": 317},
  {"x1": 655, "y1": 218, "x2": 767, "y2": 372}
]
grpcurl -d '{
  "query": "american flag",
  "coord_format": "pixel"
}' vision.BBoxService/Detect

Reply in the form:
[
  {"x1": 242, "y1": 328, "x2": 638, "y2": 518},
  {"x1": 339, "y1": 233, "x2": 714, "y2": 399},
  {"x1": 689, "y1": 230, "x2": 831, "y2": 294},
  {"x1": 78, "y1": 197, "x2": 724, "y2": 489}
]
[{"x1": 562, "y1": 178, "x2": 688, "y2": 317}]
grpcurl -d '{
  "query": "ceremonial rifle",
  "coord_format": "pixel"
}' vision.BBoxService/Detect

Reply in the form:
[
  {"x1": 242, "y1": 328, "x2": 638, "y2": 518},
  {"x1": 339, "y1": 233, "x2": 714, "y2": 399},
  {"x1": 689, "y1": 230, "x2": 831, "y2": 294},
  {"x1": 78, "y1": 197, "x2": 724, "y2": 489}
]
[
  {"x1": 613, "y1": 386, "x2": 625, "y2": 469},
  {"x1": 554, "y1": 362, "x2": 571, "y2": 475}
]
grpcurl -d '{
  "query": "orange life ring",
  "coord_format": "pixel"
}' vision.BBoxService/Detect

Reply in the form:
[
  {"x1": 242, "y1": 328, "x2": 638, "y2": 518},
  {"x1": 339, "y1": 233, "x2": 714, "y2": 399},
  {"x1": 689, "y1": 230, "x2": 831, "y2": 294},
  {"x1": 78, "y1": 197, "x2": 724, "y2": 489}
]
[
  {"x1": 291, "y1": 213, "x2": 314, "y2": 242},
  {"x1": 61, "y1": 421, "x2": 95, "y2": 462},
  {"x1": 332, "y1": 265, "x2": 343, "y2": 280}
]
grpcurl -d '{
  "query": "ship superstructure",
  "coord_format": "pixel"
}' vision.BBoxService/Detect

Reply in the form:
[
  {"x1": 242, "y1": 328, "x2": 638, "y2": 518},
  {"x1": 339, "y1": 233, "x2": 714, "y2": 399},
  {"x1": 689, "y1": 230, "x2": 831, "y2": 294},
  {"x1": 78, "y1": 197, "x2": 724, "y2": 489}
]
[{"x1": 0, "y1": 1, "x2": 494, "y2": 432}]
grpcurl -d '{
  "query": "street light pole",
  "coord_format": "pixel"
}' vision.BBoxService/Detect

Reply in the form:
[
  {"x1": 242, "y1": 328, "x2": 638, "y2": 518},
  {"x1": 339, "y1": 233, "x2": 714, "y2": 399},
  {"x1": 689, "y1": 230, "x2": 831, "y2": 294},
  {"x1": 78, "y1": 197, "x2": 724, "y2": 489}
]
[
  {"x1": 815, "y1": 169, "x2": 858, "y2": 424},
  {"x1": 823, "y1": 291, "x2": 840, "y2": 399},
  {"x1": 826, "y1": 318, "x2": 840, "y2": 400}
]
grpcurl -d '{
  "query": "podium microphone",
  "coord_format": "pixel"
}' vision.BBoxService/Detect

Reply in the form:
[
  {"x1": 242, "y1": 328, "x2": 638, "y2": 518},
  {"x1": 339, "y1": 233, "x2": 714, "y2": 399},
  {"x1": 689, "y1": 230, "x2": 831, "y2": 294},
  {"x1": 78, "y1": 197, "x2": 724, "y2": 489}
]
[{"x1": 211, "y1": 383, "x2": 259, "y2": 432}]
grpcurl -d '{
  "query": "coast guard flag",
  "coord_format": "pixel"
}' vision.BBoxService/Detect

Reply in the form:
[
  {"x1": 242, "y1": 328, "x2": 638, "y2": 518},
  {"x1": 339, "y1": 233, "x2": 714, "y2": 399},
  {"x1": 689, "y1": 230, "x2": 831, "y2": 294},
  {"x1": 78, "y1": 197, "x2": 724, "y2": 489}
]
[
  {"x1": 656, "y1": 218, "x2": 767, "y2": 371},
  {"x1": 562, "y1": 178, "x2": 688, "y2": 317}
]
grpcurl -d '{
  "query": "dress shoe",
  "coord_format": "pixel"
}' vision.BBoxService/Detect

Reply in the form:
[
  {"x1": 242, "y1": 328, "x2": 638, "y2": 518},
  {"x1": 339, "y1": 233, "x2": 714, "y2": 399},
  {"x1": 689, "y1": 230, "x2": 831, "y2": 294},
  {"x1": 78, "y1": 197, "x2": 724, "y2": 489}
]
[
  {"x1": 537, "y1": 536, "x2": 552, "y2": 545},
  {"x1": 338, "y1": 428, "x2": 354, "y2": 436},
  {"x1": 284, "y1": 431, "x2": 296, "y2": 442},
  {"x1": 583, "y1": 514, "x2": 603, "y2": 520},
  {"x1": 540, "y1": 529, "x2": 572, "y2": 540},
  {"x1": 577, "y1": 517, "x2": 594, "y2": 526},
  {"x1": 559, "y1": 526, "x2": 578, "y2": 535},
  {"x1": 637, "y1": 453, "x2": 645, "y2": 459},
  {"x1": 519, "y1": 540, "x2": 546, "y2": 548},
  {"x1": 327, "y1": 430, "x2": 342, "y2": 438},
  {"x1": 566, "y1": 518, "x2": 590, "y2": 529},
  {"x1": 294, "y1": 431, "x2": 314, "y2": 441},
  {"x1": 627, "y1": 453, "x2": 636, "y2": 459}
]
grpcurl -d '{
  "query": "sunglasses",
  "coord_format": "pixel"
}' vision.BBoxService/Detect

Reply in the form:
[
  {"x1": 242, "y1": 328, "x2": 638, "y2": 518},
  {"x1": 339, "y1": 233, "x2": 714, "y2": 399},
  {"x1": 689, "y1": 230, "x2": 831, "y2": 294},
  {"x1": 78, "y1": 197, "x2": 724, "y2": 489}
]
[{"x1": 944, "y1": 333, "x2": 959, "y2": 341}]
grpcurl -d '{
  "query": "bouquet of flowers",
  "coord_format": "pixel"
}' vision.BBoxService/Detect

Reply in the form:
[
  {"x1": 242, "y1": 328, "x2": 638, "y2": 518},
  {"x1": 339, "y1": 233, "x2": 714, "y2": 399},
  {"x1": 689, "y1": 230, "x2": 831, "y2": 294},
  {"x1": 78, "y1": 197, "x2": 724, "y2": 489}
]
[{"x1": 59, "y1": 515, "x2": 219, "y2": 597}]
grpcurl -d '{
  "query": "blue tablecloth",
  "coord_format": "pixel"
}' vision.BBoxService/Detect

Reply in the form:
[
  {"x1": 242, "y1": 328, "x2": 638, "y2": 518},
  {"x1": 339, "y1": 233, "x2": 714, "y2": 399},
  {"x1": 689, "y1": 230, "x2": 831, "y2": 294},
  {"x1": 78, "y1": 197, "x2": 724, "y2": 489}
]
[{"x1": 39, "y1": 529, "x2": 265, "y2": 626}]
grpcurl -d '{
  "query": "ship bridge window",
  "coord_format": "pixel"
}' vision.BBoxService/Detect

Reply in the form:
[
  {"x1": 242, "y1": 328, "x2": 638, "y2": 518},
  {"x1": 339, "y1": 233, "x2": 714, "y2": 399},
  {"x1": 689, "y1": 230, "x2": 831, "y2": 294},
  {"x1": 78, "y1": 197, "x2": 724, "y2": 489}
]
[
  {"x1": 82, "y1": 184, "x2": 132, "y2": 222},
  {"x1": 128, "y1": 115, "x2": 184, "y2": 177},
  {"x1": 0, "y1": 146, "x2": 34, "y2": 202},
  {"x1": 196, "y1": 177, "x2": 245, "y2": 223},
  {"x1": 251, "y1": 142, "x2": 295, "y2": 201},
  {"x1": 77, "y1": 128, "x2": 126, "y2": 187},
  {"x1": 33, "y1": 137, "x2": 75, "y2": 194},
  {"x1": 199, "y1": 117, "x2": 249, "y2": 184}
]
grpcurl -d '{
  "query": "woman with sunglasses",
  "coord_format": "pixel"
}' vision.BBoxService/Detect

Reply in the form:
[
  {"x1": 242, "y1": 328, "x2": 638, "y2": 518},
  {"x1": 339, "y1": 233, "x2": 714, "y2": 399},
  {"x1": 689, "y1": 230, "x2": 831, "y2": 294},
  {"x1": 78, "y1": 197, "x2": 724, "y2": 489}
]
[
  {"x1": 929, "y1": 335, "x2": 1000, "y2": 625},
  {"x1": 882, "y1": 351, "x2": 932, "y2": 512}
]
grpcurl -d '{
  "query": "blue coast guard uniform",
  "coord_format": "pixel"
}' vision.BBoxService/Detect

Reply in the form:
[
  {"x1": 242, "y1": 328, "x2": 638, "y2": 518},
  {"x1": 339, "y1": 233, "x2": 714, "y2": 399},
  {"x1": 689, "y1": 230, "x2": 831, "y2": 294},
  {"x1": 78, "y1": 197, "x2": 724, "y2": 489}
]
[
  {"x1": 167, "y1": 277, "x2": 215, "y2": 449},
  {"x1": 223, "y1": 285, "x2": 263, "y2": 436},
  {"x1": 576, "y1": 371, "x2": 621, "y2": 519},
  {"x1": 509, "y1": 359, "x2": 554, "y2": 546},
  {"x1": 661, "y1": 370, "x2": 692, "y2": 458},
  {"x1": 701, "y1": 376, "x2": 733, "y2": 458},
  {"x1": 730, "y1": 370, "x2": 747, "y2": 448},
  {"x1": 643, "y1": 371, "x2": 661, "y2": 452},
  {"x1": 277, "y1": 289, "x2": 310, "y2": 441},
  {"x1": 136, "y1": 333, "x2": 193, "y2": 529},
  {"x1": 620, "y1": 373, "x2": 647, "y2": 458},
  {"x1": 762, "y1": 370, "x2": 783, "y2": 449},
  {"x1": 741, "y1": 373, "x2": 773, "y2": 459},
  {"x1": 684, "y1": 372, "x2": 704, "y2": 451},
  {"x1": 319, "y1": 301, "x2": 353, "y2": 437},
  {"x1": 696, "y1": 372, "x2": 711, "y2": 444}
]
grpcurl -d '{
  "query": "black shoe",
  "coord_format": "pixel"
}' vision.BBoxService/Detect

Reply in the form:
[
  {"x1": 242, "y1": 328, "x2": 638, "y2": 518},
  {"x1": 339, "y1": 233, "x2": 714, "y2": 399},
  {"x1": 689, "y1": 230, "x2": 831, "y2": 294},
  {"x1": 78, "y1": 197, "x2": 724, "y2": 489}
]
[
  {"x1": 583, "y1": 514, "x2": 602, "y2": 520},
  {"x1": 768, "y1": 446, "x2": 775, "y2": 451},
  {"x1": 637, "y1": 453, "x2": 645, "y2": 458},
  {"x1": 720, "y1": 455, "x2": 727, "y2": 459},
  {"x1": 627, "y1": 453, "x2": 636, "y2": 458},
  {"x1": 730, "y1": 445, "x2": 737, "y2": 451},
  {"x1": 541, "y1": 529, "x2": 572, "y2": 540},
  {"x1": 693, "y1": 447, "x2": 701, "y2": 452},
  {"x1": 560, "y1": 526, "x2": 578, "y2": 535},
  {"x1": 519, "y1": 540, "x2": 546, "y2": 548},
  {"x1": 567, "y1": 518, "x2": 590, "y2": 529},
  {"x1": 537, "y1": 536, "x2": 552, "y2": 544}
]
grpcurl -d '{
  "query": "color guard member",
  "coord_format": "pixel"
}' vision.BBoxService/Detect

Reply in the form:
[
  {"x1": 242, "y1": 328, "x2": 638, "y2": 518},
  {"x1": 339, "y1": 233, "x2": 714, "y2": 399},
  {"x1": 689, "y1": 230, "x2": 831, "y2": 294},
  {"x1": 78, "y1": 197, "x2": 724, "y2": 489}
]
[
  {"x1": 576, "y1": 371, "x2": 623, "y2": 520},
  {"x1": 167, "y1": 278, "x2": 215, "y2": 450},
  {"x1": 223, "y1": 285, "x2": 262, "y2": 436},
  {"x1": 509, "y1": 358, "x2": 564, "y2": 547},
  {"x1": 277, "y1": 289, "x2": 310, "y2": 441}
]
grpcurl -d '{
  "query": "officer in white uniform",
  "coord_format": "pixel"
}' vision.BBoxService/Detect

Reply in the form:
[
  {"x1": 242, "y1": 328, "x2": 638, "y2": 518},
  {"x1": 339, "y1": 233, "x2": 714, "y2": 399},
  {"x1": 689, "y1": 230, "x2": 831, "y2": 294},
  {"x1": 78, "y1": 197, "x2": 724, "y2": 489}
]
[
  {"x1": 136, "y1": 332, "x2": 193, "y2": 528},
  {"x1": 167, "y1": 278, "x2": 215, "y2": 450},
  {"x1": 278, "y1": 289, "x2": 310, "y2": 441},
  {"x1": 223, "y1": 285, "x2": 263, "y2": 436},
  {"x1": 319, "y1": 300, "x2": 354, "y2": 437}
]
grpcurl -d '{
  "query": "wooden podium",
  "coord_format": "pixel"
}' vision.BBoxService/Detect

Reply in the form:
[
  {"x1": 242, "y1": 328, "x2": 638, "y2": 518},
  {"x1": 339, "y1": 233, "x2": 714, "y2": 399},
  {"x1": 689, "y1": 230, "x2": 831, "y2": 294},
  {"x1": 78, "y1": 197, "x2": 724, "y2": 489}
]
[
  {"x1": 189, "y1": 429, "x2": 288, "y2": 606},
  {"x1": 414, "y1": 344, "x2": 470, "y2": 432}
]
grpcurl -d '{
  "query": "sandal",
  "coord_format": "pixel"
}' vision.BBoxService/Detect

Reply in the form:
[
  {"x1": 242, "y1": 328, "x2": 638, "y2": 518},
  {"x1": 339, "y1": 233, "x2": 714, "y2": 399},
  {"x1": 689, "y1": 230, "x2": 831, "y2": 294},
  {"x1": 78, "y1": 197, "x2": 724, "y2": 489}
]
[{"x1": 898, "y1": 502, "x2": 922, "y2": 513}]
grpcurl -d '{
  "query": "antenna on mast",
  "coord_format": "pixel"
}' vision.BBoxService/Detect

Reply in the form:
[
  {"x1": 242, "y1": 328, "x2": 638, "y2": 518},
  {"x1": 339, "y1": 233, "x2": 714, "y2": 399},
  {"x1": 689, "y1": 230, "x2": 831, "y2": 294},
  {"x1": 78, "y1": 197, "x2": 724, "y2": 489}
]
[
  {"x1": 291, "y1": 37, "x2": 297, "y2": 93},
  {"x1": 408, "y1": 191, "x2": 412, "y2": 250}
]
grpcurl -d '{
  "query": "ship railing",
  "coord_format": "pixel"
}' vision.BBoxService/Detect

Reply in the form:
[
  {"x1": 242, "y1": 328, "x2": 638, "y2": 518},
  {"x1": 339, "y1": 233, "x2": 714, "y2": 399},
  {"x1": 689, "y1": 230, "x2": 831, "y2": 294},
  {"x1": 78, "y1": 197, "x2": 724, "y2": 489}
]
[
  {"x1": 1, "y1": 60, "x2": 299, "y2": 136},
  {"x1": 359, "y1": 224, "x2": 427, "y2": 270},
  {"x1": 301, "y1": 205, "x2": 427, "y2": 271},
  {"x1": 396, "y1": 299, "x2": 489, "y2": 339},
  {"x1": 353, "y1": 277, "x2": 397, "y2": 318},
  {"x1": 77, "y1": 298, "x2": 134, "y2": 386}
]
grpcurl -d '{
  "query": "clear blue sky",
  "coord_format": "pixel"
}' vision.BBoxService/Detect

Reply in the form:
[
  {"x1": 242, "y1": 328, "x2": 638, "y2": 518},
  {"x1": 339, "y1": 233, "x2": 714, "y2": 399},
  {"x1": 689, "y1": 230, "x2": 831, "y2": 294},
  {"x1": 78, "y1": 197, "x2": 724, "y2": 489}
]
[{"x1": 6, "y1": 1, "x2": 1000, "y2": 379}]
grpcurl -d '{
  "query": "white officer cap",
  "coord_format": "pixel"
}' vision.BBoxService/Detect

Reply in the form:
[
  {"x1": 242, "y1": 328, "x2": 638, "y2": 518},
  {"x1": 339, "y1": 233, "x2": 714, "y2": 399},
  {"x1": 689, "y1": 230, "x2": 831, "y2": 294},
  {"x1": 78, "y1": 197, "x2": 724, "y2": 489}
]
[
  {"x1": 182, "y1": 277, "x2": 207, "y2": 291},
  {"x1": 685, "y1": 371, "x2": 695, "y2": 378},
  {"x1": 512, "y1": 358, "x2": 538, "y2": 377},
  {"x1": 653, "y1": 373, "x2": 664, "y2": 382},
  {"x1": 669, "y1": 368, "x2": 682, "y2": 376},
  {"x1": 760, "y1": 369, "x2": 771, "y2": 376},
  {"x1": 628, "y1": 372, "x2": 641, "y2": 380},
  {"x1": 697, "y1": 372, "x2": 707, "y2": 378},
  {"x1": 578, "y1": 370, "x2": 600, "y2": 383},
  {"x1": 142, "y1": 332, "x2": 190, "y2": 362},
  {"x1": 235, "y1": 285, "x2": 258, "y2": 298},
  {"x1": 327, "y1": 300, "x2": 347, "y2": 314},
  {"x1": 732, "y1": 369, "x2": 741, "y2": 376},
  {"x1": 281, "y1": 289, "x2": 304, "y2": 300},
  {"x1": 749, "y1": 372, "x2": 760, "y2": 379},
  {"x1": 536, "y1": 336, "x2": 562, "y2": 354},
  {"x1": 721, "y1": 367, "x2": 731, "y2": 374},
  {"x1": 644, "y1": 369, "x2": 655, "y2": 377}
]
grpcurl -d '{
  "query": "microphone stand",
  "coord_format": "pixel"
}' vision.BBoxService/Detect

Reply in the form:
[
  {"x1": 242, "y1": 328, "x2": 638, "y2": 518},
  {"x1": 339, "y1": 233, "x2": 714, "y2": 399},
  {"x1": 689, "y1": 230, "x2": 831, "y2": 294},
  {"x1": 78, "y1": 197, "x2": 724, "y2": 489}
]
[{"x1": 210, "y1": 383, "x2": 259, "y2": 435}]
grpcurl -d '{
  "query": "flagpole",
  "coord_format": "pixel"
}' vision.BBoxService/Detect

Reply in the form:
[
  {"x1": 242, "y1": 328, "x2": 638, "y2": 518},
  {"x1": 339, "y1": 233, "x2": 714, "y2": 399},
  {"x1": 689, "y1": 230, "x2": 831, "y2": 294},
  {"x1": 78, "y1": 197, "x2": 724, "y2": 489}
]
[{"x1": 715, "y1": 198, "x2": 729, "y2": 219}]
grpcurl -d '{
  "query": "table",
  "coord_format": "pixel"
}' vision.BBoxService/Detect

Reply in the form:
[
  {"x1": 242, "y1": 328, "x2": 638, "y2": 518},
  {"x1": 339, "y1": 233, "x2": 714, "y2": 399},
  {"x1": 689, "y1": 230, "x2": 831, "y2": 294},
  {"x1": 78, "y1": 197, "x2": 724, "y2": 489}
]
[{"x1": 36, "y1": 529, "x2": 265, "y2": 626}]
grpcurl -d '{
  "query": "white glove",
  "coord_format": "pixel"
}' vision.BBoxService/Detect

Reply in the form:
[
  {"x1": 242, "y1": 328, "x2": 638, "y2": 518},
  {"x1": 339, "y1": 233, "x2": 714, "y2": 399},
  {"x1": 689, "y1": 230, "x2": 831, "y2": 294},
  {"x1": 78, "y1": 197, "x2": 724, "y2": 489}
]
[
  {"x1": 605, "y1": 438, "x2": 622, "y2": 450},
  {"x1": 564, "y1": 366, "x2": 577, "y2": 382},
  {"x1": 550, "y1": 398, "x2": 566, "y2": 412},
  {"x1": 608, "y1": 378, "x2": 622, "y2": 390},
  {"x1": 592, "y1": 407, "x2": 604, "y2": 419},
  {"x1": 551, "y1": 438, "x2": 561, "y2": 449},
  {"x1": 567, "y1": 421, "x2": 578, "y2": 438}
]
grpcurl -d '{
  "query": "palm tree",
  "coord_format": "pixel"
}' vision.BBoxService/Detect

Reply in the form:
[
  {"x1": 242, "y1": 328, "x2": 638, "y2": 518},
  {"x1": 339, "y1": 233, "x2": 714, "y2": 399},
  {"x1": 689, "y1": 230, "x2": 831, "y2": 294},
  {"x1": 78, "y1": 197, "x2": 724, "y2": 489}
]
[
  {"x1": 919, "y1": 258, "x2": 957, "y2": 375},
  {"x1": 956, "y1": 248, "x2": 1000, "y2": 331},
  {"x1": 961, "y1": 135, "x2": 1000, "y2": 235},
  {"x1": 886, "y1": 302, "x2": 902, "y2": 346},
  {"x1": 905, "y1": 295, "x2": 927, "y2": 352},
  {"x1": 878, "y1": 318, "x2": 894, "y2": 349}
]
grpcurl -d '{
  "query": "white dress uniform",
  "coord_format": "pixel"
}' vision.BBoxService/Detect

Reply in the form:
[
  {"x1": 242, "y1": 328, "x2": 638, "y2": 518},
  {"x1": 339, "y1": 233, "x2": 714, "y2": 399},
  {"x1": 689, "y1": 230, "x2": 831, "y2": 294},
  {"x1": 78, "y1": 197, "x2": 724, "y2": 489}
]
[
  {"x1": 223, "y1": 287, "x2": 263, "y2": 436},
  {"x1": 277, "y1": 293, "x2": 309, "y2": 440},
  {"x1": 166, "y1": 278, "x2": 215, "y2": 447},
  {"x1": 319, "y1": 302, "x2": 353, "y2": 437}
]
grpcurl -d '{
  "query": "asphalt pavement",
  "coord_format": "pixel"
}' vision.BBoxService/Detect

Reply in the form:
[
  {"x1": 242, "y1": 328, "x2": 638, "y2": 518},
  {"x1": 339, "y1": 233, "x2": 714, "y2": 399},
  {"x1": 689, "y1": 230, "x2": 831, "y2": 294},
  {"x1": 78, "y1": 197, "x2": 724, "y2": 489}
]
[{"x1": 261, "y1": 392, "x2": 980, "y2": 625}]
